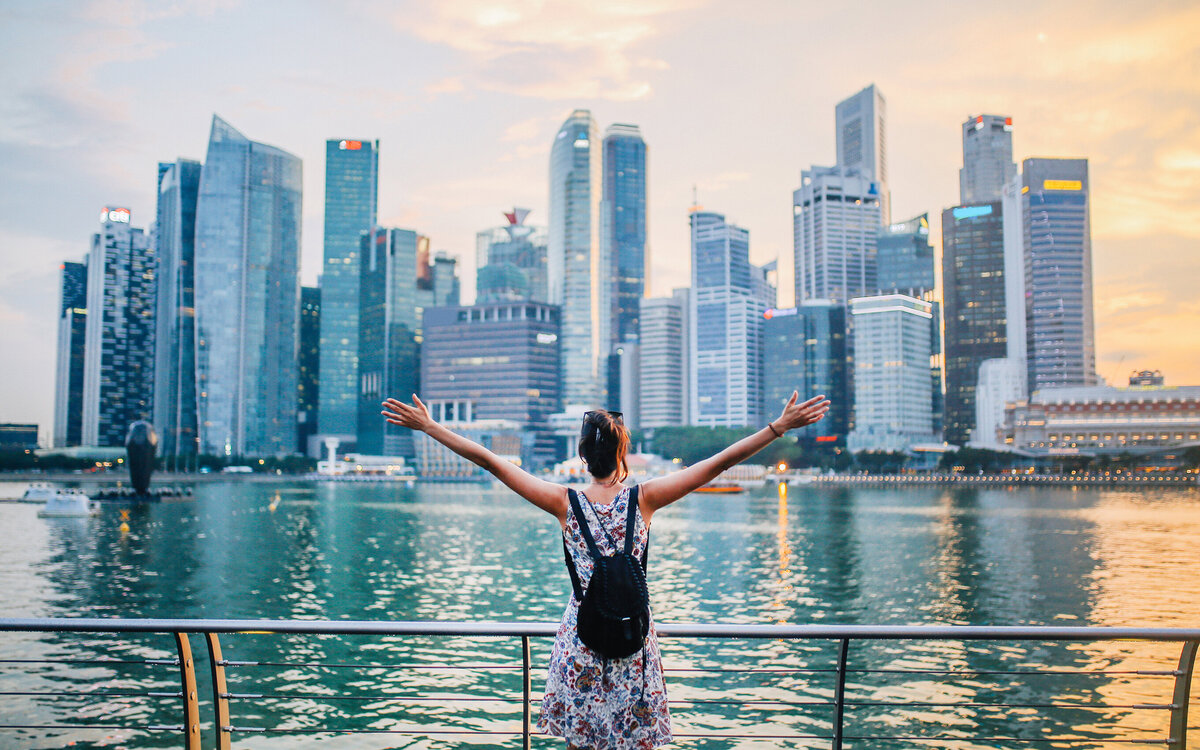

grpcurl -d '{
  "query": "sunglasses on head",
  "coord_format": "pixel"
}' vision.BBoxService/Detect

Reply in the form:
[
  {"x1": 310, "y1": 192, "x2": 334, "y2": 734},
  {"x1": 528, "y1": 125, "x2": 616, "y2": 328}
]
[{"x1": 584, "y1": 410, "x2": 623, "y2": 424}]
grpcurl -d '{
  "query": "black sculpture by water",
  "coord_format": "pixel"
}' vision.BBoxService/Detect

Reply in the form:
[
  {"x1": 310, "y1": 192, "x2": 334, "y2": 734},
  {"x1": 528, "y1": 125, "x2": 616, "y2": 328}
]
[{"x1": 125, "y1": 421, "x2": 158, "y2": 496}]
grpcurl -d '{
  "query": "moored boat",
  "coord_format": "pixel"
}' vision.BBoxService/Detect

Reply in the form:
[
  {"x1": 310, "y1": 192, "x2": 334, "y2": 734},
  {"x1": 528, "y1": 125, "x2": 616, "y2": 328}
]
[{"x1": 38, "y1": 490, "x2": 98, "y2": 518}]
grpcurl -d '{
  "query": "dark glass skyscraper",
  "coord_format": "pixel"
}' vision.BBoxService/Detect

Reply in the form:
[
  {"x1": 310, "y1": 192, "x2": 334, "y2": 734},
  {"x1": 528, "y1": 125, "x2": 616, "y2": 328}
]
[
  {"x1": 319, "y1": 138, "x2": 379, "y2": 443},
  {"x1": 153, "y1": 158, "x2": 201, "y2": 459},
  {"x1": 761, "y1": 302, "x2": 848, "y2": 442},
  {"x1": 1021, "y1": 158, "x2": 1097, "y2": 392},
  {"x1": 297, "y1": 285, "x2": 320, "y2": 454},
  {"x1": 941, "y1": 202, "x2": 1007, "y2": 446},
  {"x1": 194, "y1": 115, "x2": 302, "y2": 457},
  {"x1": 82, "y1": 208, "x2": 156, "y2": 447},
  {"x1": 601, "y1": 124, "x2": 647, "y2": 345},
  {"x1": 357, "y1": 228, "x2": 420, "y2": 457},
  {"x1": 53, "y1": 261, "x2": 88, "y2": 447}
]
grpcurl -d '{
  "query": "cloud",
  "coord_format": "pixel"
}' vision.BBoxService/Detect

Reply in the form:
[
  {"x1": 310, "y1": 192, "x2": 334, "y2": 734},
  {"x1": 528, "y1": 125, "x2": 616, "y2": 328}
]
[{"x1": 396, "y1": 0, "x2": 702, "y2": 101}]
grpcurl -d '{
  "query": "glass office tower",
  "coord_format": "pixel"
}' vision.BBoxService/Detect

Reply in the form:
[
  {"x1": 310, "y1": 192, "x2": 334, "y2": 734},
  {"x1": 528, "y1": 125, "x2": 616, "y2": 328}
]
[
  {"x1": 601, "y1": 124, "x2": 647, "y2": 345},
  {"x1": 941, "y1": 202, "x2": 1007, "y2": 446},
  {"x1": 549, "y1": 110, "x2": 603, "y2": 406},
  {"x1": 319, "y1": 138, "x2": 379, "y2": 443},
  {"x1": 835, "y1": 84, "x2": 890, "y2": 224},
  {"x1": 153, "y1": 158, "x2": 202, "y2": 459},
  {"x1": 53, "y1": 261, "x2": 88, "y2": 447},
  {"x1": 761, "y1": 301, "x2": 849, "y2": 442},
  {"x1": 297, "y1": 286, "x2": 320, "y2": 454},
  {"x1": 793, "y1": 166, "x2": 881, "y2": 303},
  {"x1": 1021, "y1": 158, "x2": 1097, "y2": 392},
  {"x1": 194, "y1": 115, "x2": 302, "y2": 457}
]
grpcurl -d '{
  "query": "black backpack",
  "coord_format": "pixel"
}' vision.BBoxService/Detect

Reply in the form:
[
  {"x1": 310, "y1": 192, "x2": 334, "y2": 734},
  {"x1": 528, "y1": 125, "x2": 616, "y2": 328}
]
[{"x1": 563, "y1": 487, "x2": 651, "y2": 659}]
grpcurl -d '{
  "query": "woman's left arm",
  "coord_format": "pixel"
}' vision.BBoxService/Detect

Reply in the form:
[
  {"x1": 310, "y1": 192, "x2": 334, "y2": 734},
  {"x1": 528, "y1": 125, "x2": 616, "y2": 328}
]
[{"x1": 382, "y1": 395, "x2": 567, "y2": 519}]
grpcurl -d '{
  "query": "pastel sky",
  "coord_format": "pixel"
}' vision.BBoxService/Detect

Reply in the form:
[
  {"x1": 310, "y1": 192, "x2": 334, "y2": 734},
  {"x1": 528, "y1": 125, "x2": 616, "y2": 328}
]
[{"x1": 2, "y1": 0, "x2": 1198, "y2": 440}]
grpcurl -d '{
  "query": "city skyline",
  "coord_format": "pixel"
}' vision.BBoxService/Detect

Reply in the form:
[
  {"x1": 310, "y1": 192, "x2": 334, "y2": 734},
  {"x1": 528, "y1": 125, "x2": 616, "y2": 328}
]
[{"x1": 3, "y1": 1, "x2": 1199, "y2": 436}]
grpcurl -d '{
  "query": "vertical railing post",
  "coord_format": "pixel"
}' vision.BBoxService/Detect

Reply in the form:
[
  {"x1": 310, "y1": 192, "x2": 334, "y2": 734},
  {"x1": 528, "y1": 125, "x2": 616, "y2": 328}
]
[
  {"x1": 205, "y1": 632, "x2": 232, "y2": 750},
  {"x1": 1169, "y1": 640, "x2": 1198, "y2": 747},
  {"x1": 172, "y1": 632, "x2": 201, "y2": 750},
  {"x1": 832, "y1": 638, "x2": 849, "y2": 750},
  {"x1": 522, "y1": 635, "x2": 532, "y2": 750}
]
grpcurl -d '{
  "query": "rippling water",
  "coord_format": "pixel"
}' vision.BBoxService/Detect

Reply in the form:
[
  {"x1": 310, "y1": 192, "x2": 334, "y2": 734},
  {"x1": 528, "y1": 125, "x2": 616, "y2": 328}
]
[{"x1": 1, "y1": 480, "x2": 1197, "y2": 748}]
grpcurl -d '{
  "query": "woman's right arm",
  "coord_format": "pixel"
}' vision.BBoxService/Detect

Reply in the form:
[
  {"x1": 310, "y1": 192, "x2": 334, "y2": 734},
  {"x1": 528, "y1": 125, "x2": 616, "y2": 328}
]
[
  {"x1": 639, "y1": 392, "x2": 830, "y2": 515},
  {"x1": 382, "y1": 395, "x2": 568, "y2": 520}
]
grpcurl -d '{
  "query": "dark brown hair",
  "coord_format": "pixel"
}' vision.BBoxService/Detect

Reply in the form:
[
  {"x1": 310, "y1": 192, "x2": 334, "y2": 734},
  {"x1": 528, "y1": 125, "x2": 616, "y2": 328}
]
[{"x1": 578, "y1": 410, "x2": 629, "y2": 484}]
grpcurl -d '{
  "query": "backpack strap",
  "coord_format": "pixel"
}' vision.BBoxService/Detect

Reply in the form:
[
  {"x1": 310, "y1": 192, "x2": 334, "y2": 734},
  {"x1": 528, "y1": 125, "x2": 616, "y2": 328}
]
[
  {"x1": 568, "y1": 488, "x2": 602, "y2": 557},
  {"x1": 562, "y1": 538, "x2": 584, "y2": 601},
  {"x1": 563, "y1": 488, "x2": 598, "y2": 602},
  {"x1": 628, "y1": 485, "x2": 650, "y2": 572}
]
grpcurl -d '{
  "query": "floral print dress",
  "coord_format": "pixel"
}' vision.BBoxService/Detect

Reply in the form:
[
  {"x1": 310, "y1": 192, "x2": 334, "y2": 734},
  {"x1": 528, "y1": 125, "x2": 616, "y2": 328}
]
[{"x1": 538, "y1": 486, "x2": 672, "y2": 748}]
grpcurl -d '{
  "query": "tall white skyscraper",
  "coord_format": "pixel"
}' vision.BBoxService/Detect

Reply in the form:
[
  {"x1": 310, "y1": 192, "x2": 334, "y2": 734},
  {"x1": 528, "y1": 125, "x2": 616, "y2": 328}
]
[
  {"x1": 82, "y1": 207, "x2": 156, "y2": 447},
  {"x1": 848, "y1": 294, "x2": 935, "y2": 452},
  {"x1": 835, "y1": 84, "x2": 890, "y2": 224},
  {"x1": 793, "y1": 165, "x2": 882, "y2": 303},
  {"x1": 690, "y1": 211, "x2": 775, "y2": 427},
  {"x1": 638, "y1": 288, "x2": 689, "y2": 428},
  {"x1": 960, "y1": 114, "x2": 1016, "y2": 204},
  {"x1": 549, "y1": 110, "x2": 604, "y2": 406}
]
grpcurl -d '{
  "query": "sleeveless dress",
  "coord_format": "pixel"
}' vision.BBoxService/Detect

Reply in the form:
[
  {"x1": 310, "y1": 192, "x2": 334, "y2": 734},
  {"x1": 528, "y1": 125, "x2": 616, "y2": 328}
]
[{"x1": 537, "y1": 486, "x2": 673, "y2": 748}]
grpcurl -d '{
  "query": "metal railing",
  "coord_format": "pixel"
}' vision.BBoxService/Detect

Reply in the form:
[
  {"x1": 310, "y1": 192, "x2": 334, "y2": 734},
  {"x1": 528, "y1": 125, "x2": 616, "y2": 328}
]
[{"x1": 1, "y1": 618, "x2": 1196, "y2": 748}]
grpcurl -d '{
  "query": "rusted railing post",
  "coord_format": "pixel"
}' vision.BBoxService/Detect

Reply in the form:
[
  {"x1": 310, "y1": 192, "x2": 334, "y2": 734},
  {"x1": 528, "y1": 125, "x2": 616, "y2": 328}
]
[
  {"x1": 205, "y1": 632, "x2": 232, "y2": 750},
  {"x1": 172, "y1": 632, "x2": 201, "y2": 750},
  {"x1": 1169, "y1": 640, "x2": 1197, "y2": 747}
]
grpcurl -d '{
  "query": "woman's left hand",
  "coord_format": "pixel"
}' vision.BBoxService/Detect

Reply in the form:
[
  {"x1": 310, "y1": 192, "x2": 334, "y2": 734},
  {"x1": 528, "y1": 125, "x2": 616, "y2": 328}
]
[{"x1": 381, "y1": 394, "x2": 435, "y2": 432}]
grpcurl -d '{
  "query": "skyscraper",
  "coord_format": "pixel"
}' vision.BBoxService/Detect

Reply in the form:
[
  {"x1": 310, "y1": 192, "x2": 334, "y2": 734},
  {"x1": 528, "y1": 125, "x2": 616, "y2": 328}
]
[
  {"x1": 297, "y1": 285, "x2": 320, "y2": 454},
  {"x1": 941, "y1": 202, "x2": 1007, "y2": 446},
  {"x1": 690, "y1": 210, "x2": 775, "y2": 427},
  {"x1": 194, "y1": 115, "x2": 302, "y2": 457},
  {"x1": 319, "y1": 138, "x2": 379, "y2": 444},
  {"x1": 761, "y1": 302, "x2": 849, "y2": 442},
  {"x1": 152, "y1": 158, "x2": 202, "y2": 459},
  {"x1": 549, "y1": 110, "x2": 604, "y2": 406},
  {"x1": 475, "y1": 208, "x2": 548, "y2": 303},
  {"x1": 793, "y1": 165, "x2": 881, "y2": 303},
  {"x1": 601, "y1": 124, "x2": 647, "y2": 345},
  {"x1": 357, "y1": 228, "x2": 421, "y2": 457},
  {"x1": 1021, "y1": 158, "x2": 1097, "y2": 392},
  {"x1": 847, "y1": 295, "x2": 935, "y2": 452},
  {"x1": 960, "y1": 115, "x2": 1016, "y2": 204},
  {"x1": 53, "y1": 261, "x2": 88, "y2": 447},
  {"x1": 82, "y1": 207, "x2": 156, "y2": 447},
  {"x1": 638, "y1": 289, "x2": 689, "y2": 429},
  {"x1": 835, "y1": 84, "x2": 890, "y2": 224}
]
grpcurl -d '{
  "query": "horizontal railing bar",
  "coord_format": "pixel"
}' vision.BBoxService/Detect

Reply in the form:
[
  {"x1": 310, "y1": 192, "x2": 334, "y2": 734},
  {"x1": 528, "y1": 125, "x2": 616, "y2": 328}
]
[
  {"x1": 0, "y1": 689, "x2": 180, "y2": 698},
  {"x1": 229, "y1": 727, "x2": 529, "y2": 735},
  {"x1": 665, "y1": 666, "x2": 838, "y2": 674},
  {"x1": 4, "y1": 618, "x2": 1200, "y2": 641},
  {"x1": 226, "y1": 692, "x2": 517, "y2": 703},
  {"x1": 844, "y1": 700, "x2": 1173, "y2": 710},
  {"x1": 224, "y1": 659, "x2": 520, "y2": 671},
  {"x1": 849, "y1": 667, "x2": 1179, "y2": 677},
  {"x1": 0, "y1": 724, "x2": 181, "y2": 731},
  {"x1": 841, "y1": 736, "x2": 1164, "y2": 744},
  {"x1": 0, "y1": 658, "x2": 177, "y2": 666}
]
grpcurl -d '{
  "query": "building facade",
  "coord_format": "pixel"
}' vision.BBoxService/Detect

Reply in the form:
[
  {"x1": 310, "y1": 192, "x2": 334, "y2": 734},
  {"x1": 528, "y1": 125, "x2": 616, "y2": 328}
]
[
  {"x1": 82, "y1": 207, "x2": 156, "y2": 447},
  {"x1": 152, "y1": 158, "x2": 202, "y2": 458},
  {"x1": 761, "y1": 301, "x2": 849, "y2": 443},
  {"x1": 638, "y1": 289, "x2": 689, "y2": 429},
  {"x1": 549, "y1": 110, "x2": 604, "y2": 406},
  {"x1": 319, "y1": 138, "x2": 379, "y2": 443},
  {"x1": 53, "y1": 261, "x2": 88, "y2": 447},
  {"x1": 960, "y1": 115, "x2": 1016, "y2": 204},
  {"x1": 476, "y1": 208, "x2": 549, "y2": 303},
  {"x1": 601, "y1": 124, "x2": 647, "y2": 346},
  {"x1": 194, "y1": 115, "x2": 302, "y2": 457},
  {"x1": 835, "y1": 84, "x2": 890, "y2": 224},
  {"x1": 1003, "y1": 381, "x2": 1200, "y2": 456},
  {"x1": 941, "y1": 202, "x2": 1007, "y2": 446},
  {"x1": 690, "y1": 211, "x2": 775, "y2": 427},
  {"x1": 793, "y1": 166, "x2": 882, "y2": 303},
  {"x1": 421, "y1": 302, "x2": 562, "y2": 467},
  {"x1": 1021, "y1": 158, "x2": 1097, "y2": 393},
  {"x1": 848, "y1": 295, "x2": 934, "y2": 452},
  {"x1": 297, "y1": 285, "x2": 320, "y2": 454}
]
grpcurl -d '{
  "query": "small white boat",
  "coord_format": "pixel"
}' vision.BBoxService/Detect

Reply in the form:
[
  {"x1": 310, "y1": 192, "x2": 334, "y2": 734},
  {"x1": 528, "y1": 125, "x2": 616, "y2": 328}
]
[
  {"x1": 22, "y1": 483, "x2": 56, "y2": 502},
  {"x1": 38, "y1": 490, "x2": 98, "y2": 518}
]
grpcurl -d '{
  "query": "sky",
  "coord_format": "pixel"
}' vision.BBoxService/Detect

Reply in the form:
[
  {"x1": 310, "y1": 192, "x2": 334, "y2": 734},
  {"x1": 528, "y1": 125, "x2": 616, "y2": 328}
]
[{"x1": 1, "y1": 0, "x2": 1199, "y2": 441}]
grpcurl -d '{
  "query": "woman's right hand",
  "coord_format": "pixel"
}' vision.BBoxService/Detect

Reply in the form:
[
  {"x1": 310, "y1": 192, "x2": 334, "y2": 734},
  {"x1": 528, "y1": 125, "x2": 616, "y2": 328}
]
[
  {"x1": 381, "y1": 394, "x2": 435, "y2": 432},
  {"x1": 772, "y1": 391, "x2": 831, "y2": 433}
]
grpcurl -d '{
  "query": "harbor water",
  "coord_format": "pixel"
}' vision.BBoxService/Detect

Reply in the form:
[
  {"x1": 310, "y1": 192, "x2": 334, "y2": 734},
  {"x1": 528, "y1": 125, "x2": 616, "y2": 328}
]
[{"x1": 0, "y1": 480, "x2": 1197, "y2": 748}]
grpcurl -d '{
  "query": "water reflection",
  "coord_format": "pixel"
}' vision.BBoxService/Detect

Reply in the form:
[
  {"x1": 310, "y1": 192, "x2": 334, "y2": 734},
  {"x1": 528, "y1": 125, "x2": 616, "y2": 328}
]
[{"x1": 0, "y1": 482, "x2": 1195, "y2": 748}]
